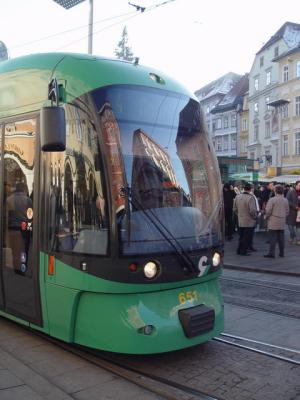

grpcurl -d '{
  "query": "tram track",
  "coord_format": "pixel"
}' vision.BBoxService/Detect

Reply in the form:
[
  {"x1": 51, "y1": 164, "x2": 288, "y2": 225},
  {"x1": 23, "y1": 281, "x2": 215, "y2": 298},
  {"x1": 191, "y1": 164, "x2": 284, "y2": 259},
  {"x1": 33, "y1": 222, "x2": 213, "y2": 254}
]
[
  {"x1": 221, "y1": 276, "x2": 300, "y2": 293},
  {"x1": 215, "y1": 333, "x2": 300, "y2": 366},
  {"x1": 220, "y1": 275, "x2": 300, "y2": 319},
  {"x1": 223, "y1": 296, "x2": 300, "y2": 319},
  {"x1": 33, "y1": 326, "x2": 300, "y2": 400},
  {"x1": 31, "y1": 329, "x2": 222, "y2": 400},
  {"x1": 3, "y1": 317, "x2": 300, "y2": 400}
]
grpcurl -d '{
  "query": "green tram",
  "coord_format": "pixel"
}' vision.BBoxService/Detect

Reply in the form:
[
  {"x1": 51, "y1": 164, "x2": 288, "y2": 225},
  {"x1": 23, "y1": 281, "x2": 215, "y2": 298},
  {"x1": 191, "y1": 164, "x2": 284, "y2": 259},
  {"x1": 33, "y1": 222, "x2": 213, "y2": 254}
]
[{"x1": 0, "y1": 53, "x2": 224, "y2": 354}]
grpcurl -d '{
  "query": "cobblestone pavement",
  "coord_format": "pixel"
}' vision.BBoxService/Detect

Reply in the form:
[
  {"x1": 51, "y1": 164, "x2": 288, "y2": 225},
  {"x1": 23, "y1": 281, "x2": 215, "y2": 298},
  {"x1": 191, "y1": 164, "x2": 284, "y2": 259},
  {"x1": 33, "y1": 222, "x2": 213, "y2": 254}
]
[
  {"x1": 110, "y1": 339, "x2": 300, "y2": 400},
  {"x1": 2, "y1": 313, "x2": 300, "y2": 400},
  {"x1": 0, "y1": 317, "x2": 163, "y2": 400}
]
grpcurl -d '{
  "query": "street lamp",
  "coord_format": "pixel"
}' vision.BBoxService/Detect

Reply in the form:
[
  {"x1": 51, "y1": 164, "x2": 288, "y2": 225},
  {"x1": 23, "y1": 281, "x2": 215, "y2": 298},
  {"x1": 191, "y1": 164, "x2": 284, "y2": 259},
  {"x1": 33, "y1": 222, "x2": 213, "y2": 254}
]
[
  {"x1": 268, "y1": 98, "x2": 290, "y2": 175},
  {"x1": 52, "y1": 0, "x2": 94, "y2": 54}
]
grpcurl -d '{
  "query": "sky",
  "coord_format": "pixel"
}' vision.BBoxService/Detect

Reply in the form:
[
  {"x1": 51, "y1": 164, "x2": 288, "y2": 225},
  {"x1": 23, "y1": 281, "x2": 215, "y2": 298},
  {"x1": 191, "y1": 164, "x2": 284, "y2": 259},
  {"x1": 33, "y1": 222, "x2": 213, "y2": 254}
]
[{"x1": 1, "y1": 0, "x2": 300, "y2": 92}]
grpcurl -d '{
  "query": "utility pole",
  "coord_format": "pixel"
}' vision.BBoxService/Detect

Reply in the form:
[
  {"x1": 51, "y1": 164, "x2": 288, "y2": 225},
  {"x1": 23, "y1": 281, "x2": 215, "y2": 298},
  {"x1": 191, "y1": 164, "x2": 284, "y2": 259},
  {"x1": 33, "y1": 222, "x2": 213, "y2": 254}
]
[
  {"x1": 88, "y1": 0, "x2": 93, "y2": 54},
  {"x1": 52, "y1": 0, "x2": 94, "y2": 54}
]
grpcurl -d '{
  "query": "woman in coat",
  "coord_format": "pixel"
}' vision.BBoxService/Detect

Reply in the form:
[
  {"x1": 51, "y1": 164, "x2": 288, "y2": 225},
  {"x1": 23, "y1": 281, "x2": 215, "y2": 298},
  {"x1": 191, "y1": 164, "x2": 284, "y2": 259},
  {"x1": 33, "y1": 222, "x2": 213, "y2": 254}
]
[{"x1": 264, "y1": 185, "x2": 289, "y2": 258}]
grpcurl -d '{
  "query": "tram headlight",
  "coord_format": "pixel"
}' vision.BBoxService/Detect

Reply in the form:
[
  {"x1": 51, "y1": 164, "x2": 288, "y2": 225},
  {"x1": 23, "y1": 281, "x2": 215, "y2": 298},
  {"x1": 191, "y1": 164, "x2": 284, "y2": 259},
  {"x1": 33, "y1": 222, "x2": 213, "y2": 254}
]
[
  {"x1": 143, "y1": 261, "x2": 159, "y2": 279},
  {"x1": 212, "y1": 252, "x2": 221, "y2": 267}
]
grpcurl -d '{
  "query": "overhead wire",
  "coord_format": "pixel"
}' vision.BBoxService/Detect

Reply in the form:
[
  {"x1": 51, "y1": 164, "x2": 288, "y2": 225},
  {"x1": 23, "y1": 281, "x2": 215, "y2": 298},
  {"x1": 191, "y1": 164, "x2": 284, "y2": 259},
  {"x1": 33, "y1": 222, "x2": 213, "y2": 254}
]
[
  {"x1": 10, "y1": 0, "x2": 177, "y2": 53},
  {"x1": 55, "y1": 0, "x2": 177, "y2": 51},
  {"x1": 10, "y1": 9, "x2": 137, "y2": 51},
  {"x1": 55, "y1": 9, "x2": 141, "y2": 51}
]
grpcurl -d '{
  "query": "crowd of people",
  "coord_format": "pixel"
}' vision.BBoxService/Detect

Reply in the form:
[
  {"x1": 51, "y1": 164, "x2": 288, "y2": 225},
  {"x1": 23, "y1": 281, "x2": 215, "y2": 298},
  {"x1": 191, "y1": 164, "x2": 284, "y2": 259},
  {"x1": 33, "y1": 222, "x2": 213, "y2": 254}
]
[{"x1": 223, "y1": 180, "x2": 300, "y2": 258}]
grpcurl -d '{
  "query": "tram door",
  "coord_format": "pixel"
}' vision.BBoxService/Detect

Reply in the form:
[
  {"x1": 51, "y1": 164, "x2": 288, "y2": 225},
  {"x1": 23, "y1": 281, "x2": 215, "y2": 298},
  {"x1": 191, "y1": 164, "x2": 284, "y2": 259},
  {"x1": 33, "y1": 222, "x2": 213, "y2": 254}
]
[{"x1": 0, "y1": 117, "x2": 41, "y2": 325}]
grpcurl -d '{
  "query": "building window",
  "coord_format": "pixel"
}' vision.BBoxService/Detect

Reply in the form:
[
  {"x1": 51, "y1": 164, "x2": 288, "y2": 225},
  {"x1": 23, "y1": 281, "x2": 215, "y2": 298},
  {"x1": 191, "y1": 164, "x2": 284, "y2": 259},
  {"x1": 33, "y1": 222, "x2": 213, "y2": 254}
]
[
  {"x1": 231, "y1": 134, "x2": 237, "y2": 150},
  {"x1": 75, "y1": 108, "x2": 83, "y2": 142},
  {"x1": 274, "y1": 46, "x2": 279, "y2": 58},
  {"x1": 296, "y1": 132, "x2": 300, "y2": 155},
  {"x1": 242, "y1": 118, "x2": 248, "y2": 131},
  {"x1": 282, "y1": 103, "x2": 289, "y2": 118},
  {"x1": 283, "y1": 65, "x2": 289, "y2": 82},
  {"x1": 296, "y1": 96, "x2": 300, "y2": 116},
  {"x1": 283, "y1": 135, "x2": 288, "y2": 156},
  {"x1": 254, "y1": 102, "x2": 259, "y2": 113},
  {"x1": 216, "y1": 118, "x2": 222, "y2": 129},
  {"x1": 223, "y1": 135, "x2": 228, "y2": 150},
  {"x1": 216, "y1": 137, "x2": 222, "y2": 151},
  {"x1": 254, "y1": 125, "x2": 259, "y2": 141},
  {"x1": 240, "y1": 139, "x2": 247, "y2": 153},
  {"x1": 297, "y1": 60, "x2": 300, "y2": 78},
  {"x1": 254, "y1": 78, "x2": 259, "y2": 91},
  {"x1": 265, "y1": 97, "x2": 270, "y2": 111},
  {"x1": 206, "y1": 106, "x2": 210, "y2": 114},
  {"x1": 266, "y1": 71, "x2": 271, "y2": 85},
  {"x1": 224, "y1": 116, "x2": 229, "y2": 128},
  {"x1": 231, "y1": 114, "x2": 236, "y2": 127},
  {"x1": 265, "y1": 121, "x2": 271, "y2": 138},
  {"x1": 250, "y1": 152, "x2": 255, "y2": 160},
  {"x1": 260, "y1": 56, "x2": 264, "y2": 67},
  {"x1": 265, "y1": 150, "x2": 271, "y2": 164}
]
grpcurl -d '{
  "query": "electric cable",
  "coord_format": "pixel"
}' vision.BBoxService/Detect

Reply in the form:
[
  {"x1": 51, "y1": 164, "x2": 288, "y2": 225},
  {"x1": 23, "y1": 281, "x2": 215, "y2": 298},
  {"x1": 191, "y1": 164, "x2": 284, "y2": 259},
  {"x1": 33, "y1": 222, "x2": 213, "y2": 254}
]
[{"x1": 55, "y1": 0, "x2": 177, "y2": 52}]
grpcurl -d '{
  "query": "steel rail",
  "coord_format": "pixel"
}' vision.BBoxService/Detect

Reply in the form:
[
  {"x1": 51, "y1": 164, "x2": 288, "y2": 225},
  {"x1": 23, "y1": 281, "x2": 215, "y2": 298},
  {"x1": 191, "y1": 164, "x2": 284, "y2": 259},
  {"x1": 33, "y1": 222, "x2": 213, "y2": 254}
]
[
  {"x1": 214, "y1": 333, "x2": 300, "y2": 366},
  {"x1": 221, "y1": 276, "x2": 300, "y2": 294}
]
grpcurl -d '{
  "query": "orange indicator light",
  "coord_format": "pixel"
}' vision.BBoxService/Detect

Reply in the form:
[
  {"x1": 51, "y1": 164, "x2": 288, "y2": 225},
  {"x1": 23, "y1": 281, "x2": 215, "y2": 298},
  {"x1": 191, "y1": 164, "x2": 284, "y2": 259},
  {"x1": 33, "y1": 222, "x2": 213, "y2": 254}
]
[{"x1": 48, "y1": 255, "x2": 55, "y2": 275}]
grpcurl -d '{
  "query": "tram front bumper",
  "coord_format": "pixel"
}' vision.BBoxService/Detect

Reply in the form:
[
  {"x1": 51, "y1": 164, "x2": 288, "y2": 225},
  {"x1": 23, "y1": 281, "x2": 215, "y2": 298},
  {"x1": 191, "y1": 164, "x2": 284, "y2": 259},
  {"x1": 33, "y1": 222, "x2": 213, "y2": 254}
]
[{"x1": 73, "y1": 278, "x2": 224, "y2": 354}]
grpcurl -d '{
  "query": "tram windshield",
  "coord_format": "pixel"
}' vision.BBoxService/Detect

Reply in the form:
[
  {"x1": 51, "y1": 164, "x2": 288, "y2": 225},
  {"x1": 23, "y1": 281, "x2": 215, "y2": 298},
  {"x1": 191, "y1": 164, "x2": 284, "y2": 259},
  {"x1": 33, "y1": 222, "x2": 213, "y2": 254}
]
[{"x1": 92, "y1": 85, "x2": 223, "y2": 255}]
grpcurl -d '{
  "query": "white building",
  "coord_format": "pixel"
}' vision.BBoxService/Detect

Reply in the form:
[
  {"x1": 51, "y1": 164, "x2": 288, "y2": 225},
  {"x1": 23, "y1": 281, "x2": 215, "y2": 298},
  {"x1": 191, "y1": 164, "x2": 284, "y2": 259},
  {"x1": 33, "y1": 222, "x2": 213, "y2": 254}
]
[
  {"x1": 195, "y1": 72, "x2": 242, "y2": 155},
  {"x1": 248, "y1": 22, "x2": 300, "y2": 173}
]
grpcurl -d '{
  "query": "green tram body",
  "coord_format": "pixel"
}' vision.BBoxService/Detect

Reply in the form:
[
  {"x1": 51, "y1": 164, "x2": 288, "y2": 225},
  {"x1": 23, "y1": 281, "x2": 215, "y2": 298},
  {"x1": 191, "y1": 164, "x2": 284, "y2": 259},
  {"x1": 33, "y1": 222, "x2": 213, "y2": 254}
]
[{"x1": 0, "y1": 53, "x2": 224, "y2": 354}]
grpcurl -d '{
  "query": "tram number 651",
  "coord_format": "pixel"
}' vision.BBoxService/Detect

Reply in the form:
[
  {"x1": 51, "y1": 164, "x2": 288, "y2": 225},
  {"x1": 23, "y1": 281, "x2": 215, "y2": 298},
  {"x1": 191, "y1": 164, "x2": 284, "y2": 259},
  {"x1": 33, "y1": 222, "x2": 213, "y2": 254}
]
[{"x1": 178, "y1": 290, "x2": 198, "y2": 304}]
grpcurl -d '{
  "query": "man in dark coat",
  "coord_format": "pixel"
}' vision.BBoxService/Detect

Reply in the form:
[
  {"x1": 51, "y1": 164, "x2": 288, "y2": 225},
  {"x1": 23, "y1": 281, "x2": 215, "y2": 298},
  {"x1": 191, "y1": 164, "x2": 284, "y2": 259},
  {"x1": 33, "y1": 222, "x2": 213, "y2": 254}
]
[
  {"x1": 286, "y1": 181, "x2": 300, "y2": 244},
  {"x1": 223, "y1": 183, "x2": 236, "y2": 240}
]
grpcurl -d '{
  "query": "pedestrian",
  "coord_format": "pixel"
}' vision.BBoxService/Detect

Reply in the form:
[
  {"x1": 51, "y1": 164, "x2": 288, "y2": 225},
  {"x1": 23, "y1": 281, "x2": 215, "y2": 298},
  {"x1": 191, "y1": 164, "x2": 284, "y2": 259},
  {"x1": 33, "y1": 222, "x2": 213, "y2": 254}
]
[
  {"x1": 264, "y1": 185, "x2": 289, "y2": 258},
  {"x1": 286, "y1": 180, "x2": 300, "y2": 244},
  {"x1": 267, "y1": 182, "x2": 275, "y2": 200},
  {"x1": 223, "y1": 183, "x2": 236, "y2": 240},
  {"x1": 233, "y1": 182, "x2": 258, "y2": 256},
  {"x1": 284, "y1": 184, "x2": 290, "y2": 197},
  {"x1": 248, "y1": 184, "x2": 260, "y2": 251}
]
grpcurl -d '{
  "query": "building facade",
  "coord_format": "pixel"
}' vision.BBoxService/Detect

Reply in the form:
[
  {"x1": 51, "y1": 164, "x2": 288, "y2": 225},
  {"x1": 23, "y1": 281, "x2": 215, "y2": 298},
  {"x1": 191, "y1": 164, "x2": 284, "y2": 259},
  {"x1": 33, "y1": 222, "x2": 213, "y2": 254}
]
[
  {"x1": 210, "y1": 73, "x2": 249, "y2": 158},
  {"x1": 271, "y1": 44, "x2": 300, "y2": 174},
  {"x1": 239, "y1": 93, "x2": 249, "y2": 158},
  {"x1": 248, "y1": 22, "x2": 300, "y2": 175},
  {"x1": 195, "y1": 72, "x2": 242, "y2": 151},
  {"x1": 195, "y1": 73, "x2": 255, "y2": 181}
]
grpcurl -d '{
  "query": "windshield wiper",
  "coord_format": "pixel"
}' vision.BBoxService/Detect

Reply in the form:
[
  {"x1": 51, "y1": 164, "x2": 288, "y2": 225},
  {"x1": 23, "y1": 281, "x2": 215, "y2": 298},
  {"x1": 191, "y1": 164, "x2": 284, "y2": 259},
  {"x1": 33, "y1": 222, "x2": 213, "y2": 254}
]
[{"x1": 121, "y1": 186, "x2": 198, "y2": 274}]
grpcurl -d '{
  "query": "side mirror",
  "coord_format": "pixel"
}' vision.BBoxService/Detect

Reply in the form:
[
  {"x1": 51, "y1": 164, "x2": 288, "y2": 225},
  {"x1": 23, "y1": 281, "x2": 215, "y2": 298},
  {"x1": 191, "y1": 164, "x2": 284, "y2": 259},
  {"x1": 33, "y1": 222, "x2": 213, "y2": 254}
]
[{"x1": 40, "y1": 106, "x2": 66, "y2": 152}]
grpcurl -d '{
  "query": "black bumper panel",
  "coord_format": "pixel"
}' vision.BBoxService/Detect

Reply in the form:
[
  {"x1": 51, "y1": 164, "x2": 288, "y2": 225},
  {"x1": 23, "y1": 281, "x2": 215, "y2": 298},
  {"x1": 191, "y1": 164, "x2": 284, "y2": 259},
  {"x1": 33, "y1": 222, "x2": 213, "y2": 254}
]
[{"x1": 178, "y1": 304, "x2": 215, "y2": 338}]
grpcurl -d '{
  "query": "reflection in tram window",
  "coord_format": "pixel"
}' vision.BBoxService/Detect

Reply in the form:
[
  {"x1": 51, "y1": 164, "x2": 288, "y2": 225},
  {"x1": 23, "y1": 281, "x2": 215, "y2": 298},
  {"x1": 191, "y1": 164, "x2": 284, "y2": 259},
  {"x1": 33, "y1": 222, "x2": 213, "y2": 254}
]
[
  {"x1": 7, "y1": 182, "x2": 32, "y2": 271},
  {"x1": 47, "y1": 102, "x2": 109, "y2": 255},
  {"x1": 3, "y1": 119, "x2": 36, "y2": 275},
  {"x1": 89, "y1": 86, "x2": 222, "y2": 256}
]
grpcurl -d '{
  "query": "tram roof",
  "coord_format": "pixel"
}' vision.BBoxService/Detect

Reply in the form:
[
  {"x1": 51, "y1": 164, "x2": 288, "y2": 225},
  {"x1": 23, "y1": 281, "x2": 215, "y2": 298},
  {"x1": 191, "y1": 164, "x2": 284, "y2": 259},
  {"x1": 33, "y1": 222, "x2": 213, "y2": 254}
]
[{"x1": 0, "y1": 53, "x2": 195, "y2": 117}]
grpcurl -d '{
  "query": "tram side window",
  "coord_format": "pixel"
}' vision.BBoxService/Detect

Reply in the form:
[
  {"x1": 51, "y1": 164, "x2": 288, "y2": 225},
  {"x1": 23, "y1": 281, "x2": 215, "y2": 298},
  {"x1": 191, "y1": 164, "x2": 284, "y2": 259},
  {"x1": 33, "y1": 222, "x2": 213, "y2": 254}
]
[{"x1": 47, "y1": 103, "x2": 108, "y2": 255}]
